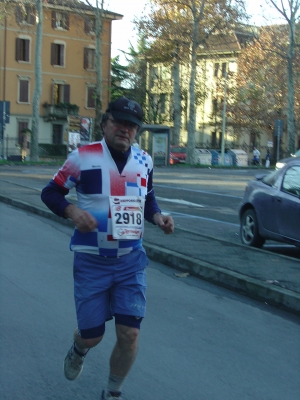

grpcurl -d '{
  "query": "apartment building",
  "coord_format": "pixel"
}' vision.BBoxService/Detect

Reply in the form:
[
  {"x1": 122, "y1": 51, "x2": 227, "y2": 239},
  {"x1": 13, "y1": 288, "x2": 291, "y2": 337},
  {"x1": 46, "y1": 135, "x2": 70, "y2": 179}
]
[
  {"x1": 147, "y1": 28, "x2": 274, "y2": 160},
  {"x1": 0, "y1": 0, "x2": 122, "y2": 159}
]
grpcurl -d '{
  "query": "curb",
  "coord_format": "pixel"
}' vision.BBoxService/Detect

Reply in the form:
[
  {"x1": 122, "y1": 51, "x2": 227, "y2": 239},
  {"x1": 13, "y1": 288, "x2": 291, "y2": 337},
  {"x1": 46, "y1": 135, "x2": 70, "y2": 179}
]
[
  {"x1": 1, "y1": 195, "x2": 300, "y2": 316},
  {"x1": 144, "y1": 243, "x2": 300, "y2": 315}
]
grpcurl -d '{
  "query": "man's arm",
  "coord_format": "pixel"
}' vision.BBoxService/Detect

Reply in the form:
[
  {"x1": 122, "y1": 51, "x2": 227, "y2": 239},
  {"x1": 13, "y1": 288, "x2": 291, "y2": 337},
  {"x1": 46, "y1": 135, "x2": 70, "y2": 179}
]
[
  {"x1": 41, "y1": 180, "x2": 71, "y2": 218},
  {"x1": 152, "y1": 212, "x2": 174, "y2": 235},
  {"x1": 144, "y1": 169, "x2": 174, "y2": 234}
]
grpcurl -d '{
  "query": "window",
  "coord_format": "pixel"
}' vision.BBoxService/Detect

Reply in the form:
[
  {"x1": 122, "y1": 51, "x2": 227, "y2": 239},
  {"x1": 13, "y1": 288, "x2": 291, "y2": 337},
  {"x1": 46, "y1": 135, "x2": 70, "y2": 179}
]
[
  {"x1": 211, "y1": 131, "x2": 217, "y2": 147},
  {"x1": 150, "y1": 67, "x2": 159, "y2": 87},
  {"x1": 52, "y1": 124, "x2": 63, "y2": 144},
  {"x1": 87, "y1": 86, "x2": 96, "y2": 108},
  {"x1": 51, "y1": 43, "x2": 65, "y2": 67},
  {"x1": 18, "y1": 121, "x2": 29, "y2": 144},
  {"x1": 222, "y1": 62, "x2": 227, "y2": 77},
  {"x1": 15, "y1": 4, "x2": 36, "y2": 25},
  {"x1": 282, "y1": 166, "x2": 300, "y2": 196},
  {"x1": 84, "y1": 48, "x2": 95, "y2": 70},
  {"x1": 214, "y1": 63, "x2": 219, "y2": 77},
  {"x1": 18, "y1": 77, "x2": 30, "y2": 103},
  {"x1": 84, "y1": 18, "x2": 95, "y2": 34},
  {"x1": 160, "y1": 94, "x2": 166, "y2": 114},
  {"x1": 52, "y1": 83, "x2": 70, "y2": 104},
  {"x1": 212, "y1": 98, "x2": 218, "y2": 113},
  {"x1": 16, "y1": 38, "x2": 30, "y2": 62},
  {"x1": 52, "y1": 11, "x2": 69, "y2": 30}
]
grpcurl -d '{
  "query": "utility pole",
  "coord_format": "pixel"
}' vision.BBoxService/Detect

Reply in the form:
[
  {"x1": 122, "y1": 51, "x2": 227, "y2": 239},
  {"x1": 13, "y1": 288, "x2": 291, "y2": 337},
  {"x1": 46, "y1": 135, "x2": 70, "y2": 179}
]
[{"x1": 220, "y1": 72, "x2": 228, "y2": 166}]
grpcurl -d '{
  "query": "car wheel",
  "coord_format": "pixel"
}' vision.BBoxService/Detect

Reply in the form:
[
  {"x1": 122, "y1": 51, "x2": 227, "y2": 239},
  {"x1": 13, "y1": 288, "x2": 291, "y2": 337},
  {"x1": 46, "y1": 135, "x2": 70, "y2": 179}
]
[{"x1": 240, "y1": 209, "x2": 265, "y2": 248}]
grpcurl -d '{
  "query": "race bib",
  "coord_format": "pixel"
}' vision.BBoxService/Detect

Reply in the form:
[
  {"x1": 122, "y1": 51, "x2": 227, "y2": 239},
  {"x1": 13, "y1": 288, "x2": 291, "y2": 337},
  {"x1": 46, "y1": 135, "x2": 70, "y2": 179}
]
[{"x1": 109, "y1": 196, "x2": 145, "y2": 240}]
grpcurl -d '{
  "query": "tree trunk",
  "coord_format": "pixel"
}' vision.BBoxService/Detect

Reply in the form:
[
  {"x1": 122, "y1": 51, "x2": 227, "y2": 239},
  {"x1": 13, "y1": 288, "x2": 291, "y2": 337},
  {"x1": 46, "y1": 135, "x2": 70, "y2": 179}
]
[
  {"x1": 31, "y1": 0, "x2": 43, "y2": 161},
  {"x1": 186, "y1": 26, "x2": 198, "y2": 164},
  {"x1": 172, "y1": 58, "x2": 181, "y2": 145},
  {"x1": 287, "y1": 17, "x2": 296, "y2": 154}
]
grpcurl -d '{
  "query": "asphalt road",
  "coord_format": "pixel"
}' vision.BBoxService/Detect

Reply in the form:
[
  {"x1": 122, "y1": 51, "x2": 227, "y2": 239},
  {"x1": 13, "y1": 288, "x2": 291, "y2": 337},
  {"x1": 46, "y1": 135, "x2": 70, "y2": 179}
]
[
  {"x1": 1, "y1": 202, "x2": 300, "y2": 400},
  {"x1": 1, "y1": 165, "x2": 300, "y2": 259}
]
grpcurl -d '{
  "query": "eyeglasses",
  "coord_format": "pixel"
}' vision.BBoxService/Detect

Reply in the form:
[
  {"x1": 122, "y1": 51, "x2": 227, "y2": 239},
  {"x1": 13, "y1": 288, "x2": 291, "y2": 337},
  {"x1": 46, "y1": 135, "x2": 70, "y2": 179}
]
[{"x1": 108, "y1": 117, "x2": 138, "y2": 131}]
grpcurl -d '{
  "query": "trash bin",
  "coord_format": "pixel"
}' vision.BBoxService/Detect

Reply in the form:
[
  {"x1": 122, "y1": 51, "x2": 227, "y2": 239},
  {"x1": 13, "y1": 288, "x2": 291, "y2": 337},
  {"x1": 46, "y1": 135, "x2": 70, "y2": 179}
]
[
  {"x1": 218, "y1": 151, "x2": 233, "y2": 166},
  {"x1": 209, "y1": 150, "x2": 232, "y2": 166},
  {"x1": 227, "y1": 149, "x2": 248, "y2": 166},
  {"x1": 194, "y1": 149, "x2": 212, "y2": 165},
  {"x1": 209, "y1": 150, "x2": 219, "y2": 166}
]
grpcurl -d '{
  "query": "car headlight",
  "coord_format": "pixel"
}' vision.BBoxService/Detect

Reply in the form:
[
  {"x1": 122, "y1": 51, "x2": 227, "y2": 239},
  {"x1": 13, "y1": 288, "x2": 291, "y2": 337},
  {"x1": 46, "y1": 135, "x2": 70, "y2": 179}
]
[{"x1": 276, "y1": 162, "x2": 285, "y2": 169}]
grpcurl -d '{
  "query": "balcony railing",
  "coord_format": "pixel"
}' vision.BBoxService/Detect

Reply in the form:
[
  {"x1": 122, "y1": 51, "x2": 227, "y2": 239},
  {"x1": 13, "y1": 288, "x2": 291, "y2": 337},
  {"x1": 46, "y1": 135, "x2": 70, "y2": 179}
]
[{"x1": 43, "y1": 103, "x2": 79, "y2": 121}]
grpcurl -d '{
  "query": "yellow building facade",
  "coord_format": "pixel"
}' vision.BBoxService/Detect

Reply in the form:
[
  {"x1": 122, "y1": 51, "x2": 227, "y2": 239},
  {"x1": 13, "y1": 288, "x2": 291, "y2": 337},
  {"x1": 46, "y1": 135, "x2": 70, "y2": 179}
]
[{"x1": 0, "y1": 0, "x2": 122, "y2": 159}]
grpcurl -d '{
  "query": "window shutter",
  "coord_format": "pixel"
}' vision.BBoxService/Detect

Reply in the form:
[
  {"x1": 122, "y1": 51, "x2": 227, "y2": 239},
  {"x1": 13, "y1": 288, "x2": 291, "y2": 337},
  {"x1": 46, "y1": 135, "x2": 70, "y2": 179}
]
[
  {"x1": 84, "y1": 48, "x2": 89, "y2": 69},
  {"x1": 87, "y1": 87, "x2": 95, "y2": 108},
  {"x1": 15, "y1": 6, "x2": 22, "y2": 23},
  {"x1": 16, "y1": 38, "x2": 21, "y2": 61},
  {"x1": 84, "y1": 19, "x2": 89, "y2": 34},
  {"x1": 63, "y1": 84, "x2": 70, "y2": 103},
  {"x1": 30, "y1": 7, "x2": 36, "y2": 25},
  {"x1": 65, "y1": 14, "x2": 70, "y2": 30},
  {"x1": 18, "y1": 121, "x2": 28, "y2": 144},
  {"x1": 24, "y1": 39, "x2": 30, "y2": 62},
  {"x1": 19, "y1": 80, "x2": 29, "y2": 103},
  {"x1": 51, "y1": 43, "x2": 56, "y2": 65},
  {"x1": 52, "y1": 11, "x2": 56, "y2": 29},
  {"x1": 60, "y1": 45, "x2": 64, "y2": 66}
]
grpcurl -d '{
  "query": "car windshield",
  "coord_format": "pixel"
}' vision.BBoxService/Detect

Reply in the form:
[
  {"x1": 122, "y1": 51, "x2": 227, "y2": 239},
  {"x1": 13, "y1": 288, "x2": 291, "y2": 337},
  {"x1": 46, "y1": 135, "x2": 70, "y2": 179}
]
[
  {"x1": 294, "y1": 149, "x2": 300, "y2": 157},
  {"x1": 262, "y1": 169, "x2": 282, "y2": 186},
  {"x1": 171, "y1": 147, "x2": 186, "y2": 153}
]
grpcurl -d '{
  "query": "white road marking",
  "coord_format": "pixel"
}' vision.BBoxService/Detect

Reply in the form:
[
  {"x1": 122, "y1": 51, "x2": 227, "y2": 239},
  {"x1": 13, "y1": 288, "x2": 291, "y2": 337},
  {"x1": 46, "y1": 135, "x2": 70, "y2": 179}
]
[{"x1": 156, "y1": 196, "x2": 204, "y2": 208}]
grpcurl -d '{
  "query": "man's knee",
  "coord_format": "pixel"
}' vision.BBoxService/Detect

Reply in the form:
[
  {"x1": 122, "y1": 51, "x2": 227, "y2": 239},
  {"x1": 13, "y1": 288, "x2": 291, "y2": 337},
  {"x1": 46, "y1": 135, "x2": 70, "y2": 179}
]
[{"x1": 115, "y1": 324, "x2": 140, "y2": 346}]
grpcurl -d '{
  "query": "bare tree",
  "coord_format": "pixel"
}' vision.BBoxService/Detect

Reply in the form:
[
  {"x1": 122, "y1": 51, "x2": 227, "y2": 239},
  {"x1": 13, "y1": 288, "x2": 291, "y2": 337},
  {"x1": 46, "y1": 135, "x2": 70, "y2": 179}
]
[
  {"x1": 265, "y1": 0, "x2": 300, "y2": 154},
  {"x1": 138, "y1": 0, "x2": 248, "y2": 163}
]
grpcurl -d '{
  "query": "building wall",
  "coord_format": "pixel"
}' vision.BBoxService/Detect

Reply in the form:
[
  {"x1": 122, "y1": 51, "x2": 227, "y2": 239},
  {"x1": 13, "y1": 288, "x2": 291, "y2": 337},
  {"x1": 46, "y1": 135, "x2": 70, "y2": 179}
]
[
  {"x1": 148, "y1": 58, "x2": 274, "y2": 161},
  {"x1": 0, "y1": 2, "x2": 121, "y2": 158}
]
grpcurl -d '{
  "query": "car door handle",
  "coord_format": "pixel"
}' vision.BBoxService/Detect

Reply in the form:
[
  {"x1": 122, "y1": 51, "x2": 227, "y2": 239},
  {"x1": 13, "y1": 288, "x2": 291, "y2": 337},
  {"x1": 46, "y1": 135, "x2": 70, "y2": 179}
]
[{"x1": 275, "y1": 196, "x2": 282, "y2": 202}]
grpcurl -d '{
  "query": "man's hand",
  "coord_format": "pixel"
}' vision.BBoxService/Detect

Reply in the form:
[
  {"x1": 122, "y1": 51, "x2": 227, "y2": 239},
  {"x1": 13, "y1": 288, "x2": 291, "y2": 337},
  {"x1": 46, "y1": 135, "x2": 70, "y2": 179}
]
[
  {"x1": 153, "y1": 213, "x2": 174, "y2": 234},
  {"x1": 64, "y1": 204, "x2": 98, "y2": 233}
]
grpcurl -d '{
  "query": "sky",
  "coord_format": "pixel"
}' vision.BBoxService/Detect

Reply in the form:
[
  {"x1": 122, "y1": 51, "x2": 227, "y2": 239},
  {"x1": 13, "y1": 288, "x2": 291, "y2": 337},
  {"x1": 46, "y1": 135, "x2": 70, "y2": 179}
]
[
  {"x1": 104, "y1": 0, "x2": 284, "y2": 65},
  {"x1": 105, "y1": 0, "x2": 149, "y2": 63}
]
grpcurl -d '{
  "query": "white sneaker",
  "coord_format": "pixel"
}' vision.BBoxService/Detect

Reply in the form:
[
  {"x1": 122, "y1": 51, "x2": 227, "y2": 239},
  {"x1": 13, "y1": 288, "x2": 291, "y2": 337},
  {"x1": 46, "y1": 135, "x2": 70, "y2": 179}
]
[{"x1": 63, "y1": 344, "x2": 88, "y2": 380}]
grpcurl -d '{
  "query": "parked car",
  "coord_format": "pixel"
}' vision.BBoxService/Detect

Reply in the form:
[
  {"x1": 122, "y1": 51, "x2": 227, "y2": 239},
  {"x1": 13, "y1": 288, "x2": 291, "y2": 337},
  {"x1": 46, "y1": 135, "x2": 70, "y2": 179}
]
[
  {"x1": 169, "y1": 146, "x2": 186, "y2": 165},
  {"x1": 276, "y1": 149, "x2": 300, "y2": 169},
  {"x1": 239, "y1": 158, "x2": 300, "y2": 248}
]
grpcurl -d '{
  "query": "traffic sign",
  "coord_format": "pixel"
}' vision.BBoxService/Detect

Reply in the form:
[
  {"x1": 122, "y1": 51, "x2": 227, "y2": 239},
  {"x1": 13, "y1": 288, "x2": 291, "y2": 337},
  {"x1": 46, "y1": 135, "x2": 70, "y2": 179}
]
[{"x1": 274, "y1": 119, "x2": 283, "y2": 137}]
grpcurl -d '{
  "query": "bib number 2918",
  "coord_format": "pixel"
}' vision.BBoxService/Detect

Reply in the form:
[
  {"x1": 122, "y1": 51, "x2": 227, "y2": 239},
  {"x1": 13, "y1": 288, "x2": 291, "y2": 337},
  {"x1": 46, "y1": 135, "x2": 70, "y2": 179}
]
[
  {"x1": 115, "y1": 211, "x2": 142, "y2": 226},
  {"x1": 109, "y1": 196, "x2": 145, "y2": 240}
]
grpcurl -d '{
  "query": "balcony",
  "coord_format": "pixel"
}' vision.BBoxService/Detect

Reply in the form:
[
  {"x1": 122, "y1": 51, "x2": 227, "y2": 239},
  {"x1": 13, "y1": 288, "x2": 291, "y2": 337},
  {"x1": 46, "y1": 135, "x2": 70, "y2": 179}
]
[{"x1": 43, "y1": 103, "x2": 79, "y2": 121}]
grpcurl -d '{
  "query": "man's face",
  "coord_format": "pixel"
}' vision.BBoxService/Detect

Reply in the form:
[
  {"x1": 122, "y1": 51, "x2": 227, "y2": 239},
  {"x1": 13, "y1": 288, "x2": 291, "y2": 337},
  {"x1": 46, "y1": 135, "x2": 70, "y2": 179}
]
[{"x1": 103, "y1": 115, "x2": 139, "y2": 152}]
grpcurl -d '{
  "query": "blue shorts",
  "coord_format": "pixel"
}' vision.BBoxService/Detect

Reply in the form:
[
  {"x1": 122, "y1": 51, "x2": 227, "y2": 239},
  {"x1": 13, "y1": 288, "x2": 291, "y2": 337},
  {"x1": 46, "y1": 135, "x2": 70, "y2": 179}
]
[{"x1": 73, "y1": 249, "x2": 148, "y2": 338}]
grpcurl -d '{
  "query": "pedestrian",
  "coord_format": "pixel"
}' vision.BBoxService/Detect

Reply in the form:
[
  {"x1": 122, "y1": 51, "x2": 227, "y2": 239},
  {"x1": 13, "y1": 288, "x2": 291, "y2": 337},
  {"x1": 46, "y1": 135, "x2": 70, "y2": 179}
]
[
  {"x1": 252, "y1": 147, "x2": 260, "y2": 166},
  {"x1": 265, "y1": 149, "x2": 271, "y2": 168},
  {"x1": 41, "y1": 97, "x2": 174, "y2": 400}
]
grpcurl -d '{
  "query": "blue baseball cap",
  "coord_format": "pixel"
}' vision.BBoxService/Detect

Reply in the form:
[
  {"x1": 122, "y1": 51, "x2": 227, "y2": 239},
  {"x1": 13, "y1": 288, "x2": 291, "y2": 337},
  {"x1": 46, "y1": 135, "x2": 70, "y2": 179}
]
[{"x1": 107, "y1": 97, "x2": 143, "y2": 127}]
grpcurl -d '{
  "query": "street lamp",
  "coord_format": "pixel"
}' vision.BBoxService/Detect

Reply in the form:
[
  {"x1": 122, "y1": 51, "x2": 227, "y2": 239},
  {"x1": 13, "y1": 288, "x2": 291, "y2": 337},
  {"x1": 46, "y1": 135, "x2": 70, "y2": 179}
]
[{"x1": 220, "y1": 61, "x2": 236, "y2": 165}]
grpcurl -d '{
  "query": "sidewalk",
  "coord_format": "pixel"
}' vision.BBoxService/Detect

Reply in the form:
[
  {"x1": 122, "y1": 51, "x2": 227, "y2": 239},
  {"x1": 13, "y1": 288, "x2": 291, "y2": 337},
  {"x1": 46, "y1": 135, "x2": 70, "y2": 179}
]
[{"x1": 0, "y1": 178, "x2": 299, "y2": 316}]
